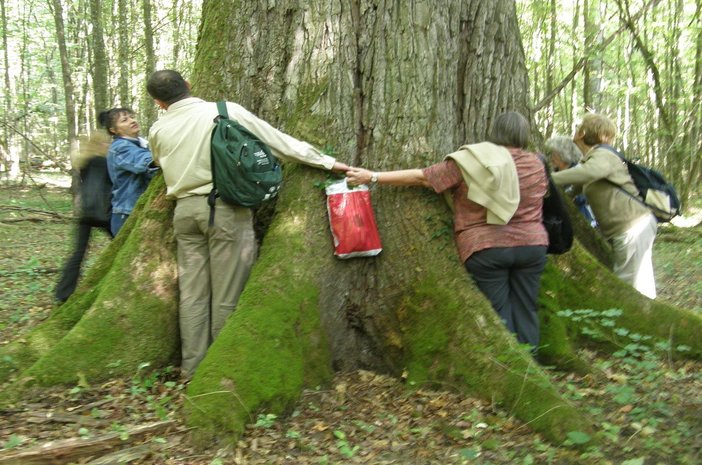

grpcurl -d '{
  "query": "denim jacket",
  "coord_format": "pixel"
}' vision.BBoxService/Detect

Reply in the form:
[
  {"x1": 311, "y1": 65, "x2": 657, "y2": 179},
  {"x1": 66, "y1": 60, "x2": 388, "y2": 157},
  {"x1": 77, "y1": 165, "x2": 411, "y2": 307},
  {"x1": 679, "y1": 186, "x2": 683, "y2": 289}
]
[{"x1": 107, "y1": 137, "x2": 157, "y2": 215}]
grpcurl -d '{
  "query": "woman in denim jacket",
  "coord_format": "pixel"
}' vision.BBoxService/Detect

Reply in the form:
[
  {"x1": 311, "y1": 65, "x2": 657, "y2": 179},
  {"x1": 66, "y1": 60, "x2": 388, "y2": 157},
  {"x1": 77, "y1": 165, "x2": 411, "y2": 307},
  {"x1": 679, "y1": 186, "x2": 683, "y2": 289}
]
[{"x1": 101, "y1": 108, "x2": 158, "y2": 235}]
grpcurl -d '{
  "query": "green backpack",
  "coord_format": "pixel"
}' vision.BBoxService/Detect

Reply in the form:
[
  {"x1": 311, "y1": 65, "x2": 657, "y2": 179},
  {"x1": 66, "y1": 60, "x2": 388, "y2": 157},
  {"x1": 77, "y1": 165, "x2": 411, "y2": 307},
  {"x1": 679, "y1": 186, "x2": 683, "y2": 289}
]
[{"x1": 208, "y1": 101, "x2": 282, "y2": 222}]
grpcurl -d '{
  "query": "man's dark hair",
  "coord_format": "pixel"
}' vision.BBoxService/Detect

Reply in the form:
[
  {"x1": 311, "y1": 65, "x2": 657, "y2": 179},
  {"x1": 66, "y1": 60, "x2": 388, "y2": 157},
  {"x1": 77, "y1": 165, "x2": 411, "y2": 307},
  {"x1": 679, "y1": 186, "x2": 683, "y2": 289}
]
[
  {"x1": 147, "y1": 70, "x2": 190, "y2": 104},
  {"x1": 487, "y1": 111, "x2": 530, "y2": 149}
]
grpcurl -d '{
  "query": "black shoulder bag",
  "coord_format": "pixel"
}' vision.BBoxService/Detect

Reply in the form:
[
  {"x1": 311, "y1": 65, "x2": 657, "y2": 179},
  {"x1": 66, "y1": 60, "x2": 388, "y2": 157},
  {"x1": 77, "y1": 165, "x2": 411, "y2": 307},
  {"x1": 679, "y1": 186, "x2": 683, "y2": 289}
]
[{"x1": 540, "y1": 158, "x2": 573, "y2": 255}]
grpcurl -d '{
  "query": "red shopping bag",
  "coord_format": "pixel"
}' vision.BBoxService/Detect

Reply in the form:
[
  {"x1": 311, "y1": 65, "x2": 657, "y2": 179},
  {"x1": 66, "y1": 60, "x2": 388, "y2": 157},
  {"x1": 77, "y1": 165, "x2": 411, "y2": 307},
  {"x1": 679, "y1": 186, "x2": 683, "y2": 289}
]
[{"x1": 326, "y1": 180, "x2": 382, "y2": 258}]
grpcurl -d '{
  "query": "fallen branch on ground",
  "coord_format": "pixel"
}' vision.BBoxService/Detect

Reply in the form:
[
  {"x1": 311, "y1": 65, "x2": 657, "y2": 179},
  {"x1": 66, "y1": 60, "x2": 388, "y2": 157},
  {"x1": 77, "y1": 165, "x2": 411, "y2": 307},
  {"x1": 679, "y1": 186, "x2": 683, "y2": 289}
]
[
  {"x1": 0, "y1": 205, "x2": 70, "y2": 220},
  {"x1": 0, "y1": 217, "x2": 66, "y2": 224},
  {"x1": 0, "y1": 420, "x2": 177, "y2": 465},
  {"x1": 0, "y1": 267, "x2": 59, "y2": 276},
  {"x1": 83, "y1": 444, "x2": 154, "y2": 465},
  {"x1": 25, "y1": 411, "x2": 105, "y2": 427}
]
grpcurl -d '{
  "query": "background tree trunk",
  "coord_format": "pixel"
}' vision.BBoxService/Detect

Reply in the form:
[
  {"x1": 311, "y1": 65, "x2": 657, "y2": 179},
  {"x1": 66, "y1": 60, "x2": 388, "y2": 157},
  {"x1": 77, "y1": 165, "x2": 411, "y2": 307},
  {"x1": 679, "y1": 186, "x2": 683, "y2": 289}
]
[
  {"x1": 117, "y1": 0, "x2": 130, "y2": 107},
  {"x1": 48, "y1": 0, "x2": 77, "y2": 144},
  {"x1": 1, "y1": 0, "x2": 701, "y2": 447},
  {"x1": 583, "y1": 0, "x2": 604, "y2": 111},
  {"x1": 90, "y1": 0, "x2": 108, "y2": 115},
  {"x1": 686, "y1": 0, "x2": 702, "y2": 199},
  {"x1": 141, "y1": 0, "x2": 157, "y2": 127},
  {"x1": 0, "y1": 0, "x2": 18, "y2": 179},
  {"x1": 170, "y1": 0, "x2": 181, "y2": 67}
]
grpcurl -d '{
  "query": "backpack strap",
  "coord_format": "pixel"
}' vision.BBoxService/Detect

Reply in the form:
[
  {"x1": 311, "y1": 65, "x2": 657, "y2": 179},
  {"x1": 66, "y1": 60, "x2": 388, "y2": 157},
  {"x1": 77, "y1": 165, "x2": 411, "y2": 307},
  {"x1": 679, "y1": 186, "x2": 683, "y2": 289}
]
[
  {"x1": 216, "y1": 100, "x2": 229, "y2": 119},
  {"x1": 536, "y1": 154, "x2": 554, "y2": 190},
  {"x1": 208, "y1": 101, "x2": 230, "y2": 227},
  {"x1": 595, "y1": 144, "x2": 631, "y2": 183},
  {"x1": 595, "y1": 144, "x2": 651, "y2": 207}
]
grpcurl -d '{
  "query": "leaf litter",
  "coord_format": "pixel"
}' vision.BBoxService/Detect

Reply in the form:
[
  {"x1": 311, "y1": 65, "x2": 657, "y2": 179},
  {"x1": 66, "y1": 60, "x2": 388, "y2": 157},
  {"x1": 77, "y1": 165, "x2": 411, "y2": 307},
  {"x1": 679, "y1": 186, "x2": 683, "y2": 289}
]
[{"x1": 1, "y1": 185, "x2": 701, "y2": 464}]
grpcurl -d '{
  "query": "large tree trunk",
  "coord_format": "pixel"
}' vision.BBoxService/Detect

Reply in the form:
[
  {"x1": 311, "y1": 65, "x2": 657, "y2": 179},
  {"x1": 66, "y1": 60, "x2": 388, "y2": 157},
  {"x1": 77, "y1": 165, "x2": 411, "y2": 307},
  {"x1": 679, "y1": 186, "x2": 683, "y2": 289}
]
[{"x1": 1, "y1": 0, "x2": 700, "y2": 446}]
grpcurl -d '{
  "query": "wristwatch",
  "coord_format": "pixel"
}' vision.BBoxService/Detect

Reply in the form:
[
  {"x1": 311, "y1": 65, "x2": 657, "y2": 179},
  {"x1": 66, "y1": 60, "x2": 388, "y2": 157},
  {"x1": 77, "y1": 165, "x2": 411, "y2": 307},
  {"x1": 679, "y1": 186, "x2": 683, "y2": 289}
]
[{"x1": 370, "y1": 172, "x2": 379, "y2": 184}]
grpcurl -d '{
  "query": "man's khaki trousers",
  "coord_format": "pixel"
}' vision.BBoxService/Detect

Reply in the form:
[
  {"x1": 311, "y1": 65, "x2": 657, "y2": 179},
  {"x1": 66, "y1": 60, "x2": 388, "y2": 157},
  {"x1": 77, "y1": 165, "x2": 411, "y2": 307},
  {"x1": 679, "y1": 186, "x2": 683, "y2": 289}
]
[{"x1": 173, "y1": 195, "x2": 257, "y2": 375}]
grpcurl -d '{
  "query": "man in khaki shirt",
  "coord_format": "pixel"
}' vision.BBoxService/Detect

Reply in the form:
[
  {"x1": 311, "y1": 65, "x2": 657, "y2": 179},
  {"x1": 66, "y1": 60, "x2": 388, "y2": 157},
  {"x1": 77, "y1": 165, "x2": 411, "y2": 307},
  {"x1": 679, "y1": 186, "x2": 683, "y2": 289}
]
[
  {"x1": 147, "y1": 70, "x2": 349, "y2": 376},
  {"x1": 551, "y1": 113, "x2": 657, "y2": 299}
]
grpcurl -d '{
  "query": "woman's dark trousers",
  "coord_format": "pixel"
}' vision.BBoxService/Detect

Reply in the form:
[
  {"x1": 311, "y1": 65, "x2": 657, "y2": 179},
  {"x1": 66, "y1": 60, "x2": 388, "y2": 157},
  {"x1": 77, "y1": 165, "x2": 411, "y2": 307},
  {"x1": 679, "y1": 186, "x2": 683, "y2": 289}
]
[
  {"x1": 55, "y1": 220, "x2": 111, "y2": 302},
  {"x1": 464, "y1": 245, "x2": 547, "y2": 349}
]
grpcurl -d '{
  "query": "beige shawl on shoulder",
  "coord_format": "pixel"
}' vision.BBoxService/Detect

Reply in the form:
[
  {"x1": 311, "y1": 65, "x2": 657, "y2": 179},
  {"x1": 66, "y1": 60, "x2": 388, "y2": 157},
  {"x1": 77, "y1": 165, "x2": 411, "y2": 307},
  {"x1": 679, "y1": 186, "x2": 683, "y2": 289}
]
[{"x1": 445, "y1": 142, "x2": 520, "y2": 224}]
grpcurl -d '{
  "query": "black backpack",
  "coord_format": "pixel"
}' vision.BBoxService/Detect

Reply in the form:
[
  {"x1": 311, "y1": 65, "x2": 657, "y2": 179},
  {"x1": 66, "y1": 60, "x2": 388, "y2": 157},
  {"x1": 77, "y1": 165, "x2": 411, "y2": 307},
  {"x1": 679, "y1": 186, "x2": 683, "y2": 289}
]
[
  {"x1": 80, "y1": 156, "x2": 112, "y2": 225},
  {"x1": 208, "y1": 101, "x2": 282, "y2": 222},
  {"x1": 598, "y1": 145, "x2": 681, "y2": 222}
]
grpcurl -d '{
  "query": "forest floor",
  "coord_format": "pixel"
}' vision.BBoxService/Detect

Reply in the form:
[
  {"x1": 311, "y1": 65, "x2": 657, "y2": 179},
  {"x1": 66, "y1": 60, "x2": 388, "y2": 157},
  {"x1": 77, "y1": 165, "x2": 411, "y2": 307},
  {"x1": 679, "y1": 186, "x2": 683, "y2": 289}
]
[{"x1": 0, "y1": 176, "x2": 700, "y2": 465}]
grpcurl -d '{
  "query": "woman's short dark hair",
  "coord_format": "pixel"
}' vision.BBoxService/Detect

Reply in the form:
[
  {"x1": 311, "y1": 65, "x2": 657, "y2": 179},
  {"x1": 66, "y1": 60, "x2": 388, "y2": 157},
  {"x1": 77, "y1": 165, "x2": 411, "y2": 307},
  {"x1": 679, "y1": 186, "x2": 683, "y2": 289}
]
[
  {"x1": 98, "y1": 108, "x2": 134, "y2": 135},
  {"x1": 487, "y1": 111, "x2": 530, "y2": 149},
  {"x1": 146, "y1": 70, "x2": 190, "y2": 104}
]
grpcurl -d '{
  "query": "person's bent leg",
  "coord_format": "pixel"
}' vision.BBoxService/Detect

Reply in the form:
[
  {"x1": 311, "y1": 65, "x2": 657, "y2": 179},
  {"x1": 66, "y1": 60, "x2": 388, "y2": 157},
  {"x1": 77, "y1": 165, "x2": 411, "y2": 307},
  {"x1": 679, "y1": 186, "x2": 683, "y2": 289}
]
[
  {"x1": 173, "y1": 196, "x2": 211, "y2": 376},
  {"x1": 508, "y1": 245, "x2": 547, "y2": 348},
  {"x1": 55, "y1": 221, "x2": 92, "y2": 302},
  {"x1": 209, "y1": 203, "x2": 257, "y2": 340},
  {"x1": 630, "y1": 214, "x2": 657, "y2": 299},
  {"x1": 611, "y1": 214, "x2": 657, "y2": 299},
  {"x1": 101, "y1": 220, "x2": 114, "y2": 239},
  {"x1": 110, "y1": 213, "x2": 128, "y2": 236},
  {"x1": 465, "y1": 248, "x2": 514, "y2": 333}
]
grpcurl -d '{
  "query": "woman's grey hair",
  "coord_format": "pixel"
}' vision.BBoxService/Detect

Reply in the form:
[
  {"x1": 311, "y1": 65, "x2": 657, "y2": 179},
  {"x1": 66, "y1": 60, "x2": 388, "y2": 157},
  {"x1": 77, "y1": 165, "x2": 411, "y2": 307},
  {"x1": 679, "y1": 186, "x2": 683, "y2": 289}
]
[
  {"x1": 487, "y1": 111, "x2": 530, "y2": 149},
  {"x1": 545, "y1": 136, "x2": 582, "y2": 166}
]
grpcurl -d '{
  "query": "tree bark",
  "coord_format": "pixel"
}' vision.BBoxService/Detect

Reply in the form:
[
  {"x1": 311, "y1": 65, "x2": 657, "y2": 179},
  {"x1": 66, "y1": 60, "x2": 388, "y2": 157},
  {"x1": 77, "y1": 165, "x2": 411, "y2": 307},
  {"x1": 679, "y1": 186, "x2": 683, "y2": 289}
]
[
  {"x1": 0, "y1": 0, "x2": 18, "y2": 179},
  {"x1": 48, "y1": 0, "x2": 77, "y2": 143},
  {"x1": 90, "y1": 0, "x2": 109, "y2": 115},
  {"x1": 1, "y1": 0, "x2": 700, "y2": 447},
  {"x1": 583, "y1": 0, "x2": 603, "y2": 111},
  {"x1": 117, "y1": 0, "x2": 130, "y2": 107},
  {"x1": 141, "y1": 0, "x2": 157, "y2": 127}
]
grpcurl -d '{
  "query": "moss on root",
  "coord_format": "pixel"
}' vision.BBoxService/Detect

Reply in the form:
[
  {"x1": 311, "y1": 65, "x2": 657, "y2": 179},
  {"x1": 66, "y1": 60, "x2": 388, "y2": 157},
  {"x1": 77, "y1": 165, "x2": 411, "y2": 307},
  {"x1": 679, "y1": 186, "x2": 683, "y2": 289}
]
[
  {"x1": 537, "y1": 259, "x2": 592, "y2": 373},
  {"x1": 1, "y1": 177, "x2": 179, "y2": 399},
  {"x1": 541, "y1": 242, "x2": 702, "y2": 360},
  {"x1": 398, "y1": 274, "x2": 594, "y2": 444},
  {"x1": 0, "y1": 188, "x2": 141, "y2": 383}
]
